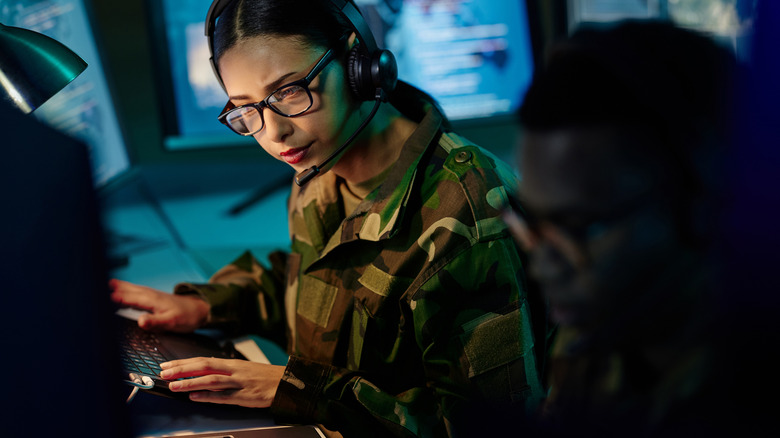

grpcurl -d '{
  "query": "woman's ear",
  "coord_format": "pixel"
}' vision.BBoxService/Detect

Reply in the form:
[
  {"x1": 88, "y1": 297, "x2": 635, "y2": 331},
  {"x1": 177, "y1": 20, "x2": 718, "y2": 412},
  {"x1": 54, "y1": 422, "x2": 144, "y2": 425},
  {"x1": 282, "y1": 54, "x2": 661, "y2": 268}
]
[{"x1": 347, "y1": 32, "x2": 358, "y2": 49}]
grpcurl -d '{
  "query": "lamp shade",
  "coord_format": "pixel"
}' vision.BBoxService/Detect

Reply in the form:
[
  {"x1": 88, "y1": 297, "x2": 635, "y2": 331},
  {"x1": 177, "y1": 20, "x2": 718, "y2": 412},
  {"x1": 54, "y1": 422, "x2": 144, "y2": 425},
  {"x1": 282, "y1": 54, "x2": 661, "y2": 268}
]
[{"x1": 0, "y1": 22, "x2": 87, "y2": 113}]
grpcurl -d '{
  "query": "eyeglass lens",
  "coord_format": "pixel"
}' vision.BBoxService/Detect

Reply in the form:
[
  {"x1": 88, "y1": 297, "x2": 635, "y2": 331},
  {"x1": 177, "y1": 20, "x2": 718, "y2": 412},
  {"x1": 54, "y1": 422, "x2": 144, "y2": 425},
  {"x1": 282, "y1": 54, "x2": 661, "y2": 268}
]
[
  {"x1": 223, "y1": 84, "x2": 312, "y2": 135},
  {"x1": 220, "y1": 45, "x2": 338, "y2": 136}
]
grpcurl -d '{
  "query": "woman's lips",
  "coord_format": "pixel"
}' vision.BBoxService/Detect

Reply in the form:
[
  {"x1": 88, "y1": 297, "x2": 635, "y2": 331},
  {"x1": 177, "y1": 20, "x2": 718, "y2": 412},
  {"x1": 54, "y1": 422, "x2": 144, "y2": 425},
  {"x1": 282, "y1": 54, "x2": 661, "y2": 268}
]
[{"x1": 279, "y1": 144, "x2": 311, "y2": 164}]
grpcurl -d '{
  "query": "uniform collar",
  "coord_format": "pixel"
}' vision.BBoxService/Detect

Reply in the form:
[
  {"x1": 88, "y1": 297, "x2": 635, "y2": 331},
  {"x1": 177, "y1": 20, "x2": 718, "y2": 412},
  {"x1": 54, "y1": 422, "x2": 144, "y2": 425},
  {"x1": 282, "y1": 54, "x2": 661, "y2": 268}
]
[
  {"x1": 347, "y1": 103, "x2": 443, "y2": 241},
  {"x1": 291, "y1": 99, "x2": 444, "y2": 257}
]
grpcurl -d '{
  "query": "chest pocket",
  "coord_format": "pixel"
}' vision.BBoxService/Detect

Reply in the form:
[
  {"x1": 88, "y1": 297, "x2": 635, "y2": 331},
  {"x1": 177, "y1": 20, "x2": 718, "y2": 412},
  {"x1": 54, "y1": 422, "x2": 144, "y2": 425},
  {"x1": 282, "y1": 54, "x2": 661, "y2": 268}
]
[
  {"x1": 298, "y1": 275, "x2": 338, "y2": 327},
  {"x1": 297, "y1": 274, "x2": 338, "y2": 328},
  {"x1": 356, "y1": 264, "x2": 411, "y2": 316},
  {"x1": 349, "y1": 264, "x2": 412, "y2": 369}
]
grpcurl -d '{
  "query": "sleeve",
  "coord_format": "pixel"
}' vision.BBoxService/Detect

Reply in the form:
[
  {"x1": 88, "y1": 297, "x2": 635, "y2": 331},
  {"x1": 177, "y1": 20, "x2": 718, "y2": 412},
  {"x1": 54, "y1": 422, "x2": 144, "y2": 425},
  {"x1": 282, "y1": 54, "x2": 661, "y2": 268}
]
[
  {"x1": 173, "y1": 249, "x2": 288, "y2": 347},
  {"x1": 270, "y1": 237, "x2": 546, "y2": 437}
]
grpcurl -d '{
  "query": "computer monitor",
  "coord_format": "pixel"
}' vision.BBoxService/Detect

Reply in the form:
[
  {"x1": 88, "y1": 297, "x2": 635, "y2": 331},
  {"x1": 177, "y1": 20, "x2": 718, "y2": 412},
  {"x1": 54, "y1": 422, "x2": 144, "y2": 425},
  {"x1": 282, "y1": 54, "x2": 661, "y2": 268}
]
[
  {"x1": 148, "y1": 0, "x2": 536, "y2": 151},
  {"x1": 0, "y1": 98, "x2": 133, "y2": 437},
  {"x1": 566, "y1": 0, "x2": 756, "y2": 61},
  {"x1": 0, "y1": 0, "x2": 131, "y2": 189},
  {"x1": 362, "y1": 0, "x2": 535, "y2": 121}
]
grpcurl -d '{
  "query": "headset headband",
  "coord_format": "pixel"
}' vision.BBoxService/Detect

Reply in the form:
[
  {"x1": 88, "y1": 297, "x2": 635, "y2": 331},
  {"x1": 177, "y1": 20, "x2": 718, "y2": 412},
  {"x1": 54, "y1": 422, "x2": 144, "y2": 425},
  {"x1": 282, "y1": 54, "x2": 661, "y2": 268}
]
[
  {"x1": 205, "y1": 0, "x2": 379, "y2": 91},
  {"x1": 326, "y1": 0, "x2": 379, "y2": 53}
]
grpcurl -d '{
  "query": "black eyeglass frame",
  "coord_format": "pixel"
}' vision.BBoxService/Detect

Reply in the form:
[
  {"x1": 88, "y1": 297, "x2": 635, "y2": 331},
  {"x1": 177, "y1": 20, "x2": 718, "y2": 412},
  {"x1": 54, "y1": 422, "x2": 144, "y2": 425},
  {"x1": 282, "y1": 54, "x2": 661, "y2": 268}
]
[
  {"x1": 502, "y1": 190, "x2": 659, "y2": 256},
  {"x1": 217, "y1": 46, "x2": 338, "y2": 136}
]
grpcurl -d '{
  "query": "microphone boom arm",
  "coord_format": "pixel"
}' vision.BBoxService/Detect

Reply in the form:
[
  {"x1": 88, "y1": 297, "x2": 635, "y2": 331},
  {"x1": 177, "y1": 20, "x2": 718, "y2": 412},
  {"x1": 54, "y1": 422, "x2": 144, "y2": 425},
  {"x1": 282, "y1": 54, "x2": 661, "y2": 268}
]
[{"x1": 295, "y1": 88, "x2": 386, "y2": 186}]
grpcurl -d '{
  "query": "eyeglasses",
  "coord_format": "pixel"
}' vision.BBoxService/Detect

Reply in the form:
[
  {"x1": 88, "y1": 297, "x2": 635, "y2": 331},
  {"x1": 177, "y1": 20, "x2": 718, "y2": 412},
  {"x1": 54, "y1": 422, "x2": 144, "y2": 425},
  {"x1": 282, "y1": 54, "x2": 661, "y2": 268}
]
[
  {"x1": 217, "y1": 46, "x2": 337, "y2": 136},
  {"x1": 501, "y1": 193, "x2": 655, "y2": 269}
]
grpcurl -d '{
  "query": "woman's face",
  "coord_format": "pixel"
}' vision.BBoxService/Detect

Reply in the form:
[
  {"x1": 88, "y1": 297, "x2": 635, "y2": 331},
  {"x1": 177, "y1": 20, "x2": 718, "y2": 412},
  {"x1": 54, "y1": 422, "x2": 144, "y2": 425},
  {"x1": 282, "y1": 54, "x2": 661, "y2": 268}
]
[{"x1": 218, "y1": 35, "x2": 358, "y2": 173}]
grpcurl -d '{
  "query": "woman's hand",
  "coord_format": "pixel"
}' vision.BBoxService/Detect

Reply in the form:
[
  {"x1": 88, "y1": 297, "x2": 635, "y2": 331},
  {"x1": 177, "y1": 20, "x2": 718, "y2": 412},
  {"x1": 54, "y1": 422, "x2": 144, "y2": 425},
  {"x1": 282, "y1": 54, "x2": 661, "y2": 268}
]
[
  {"x1": 110, "y1": 279, "x2": 210, "y2": 333},
  {"x1": 160, "y1": 357, "x2": 285, "y2": 408}
]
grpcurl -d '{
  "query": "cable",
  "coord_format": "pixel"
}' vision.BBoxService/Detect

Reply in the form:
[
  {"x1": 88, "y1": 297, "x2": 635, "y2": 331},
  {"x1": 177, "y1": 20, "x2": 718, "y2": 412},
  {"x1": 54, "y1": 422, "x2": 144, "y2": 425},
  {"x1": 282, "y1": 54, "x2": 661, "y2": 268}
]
[
  {"x1": 126, "y1": 386, "x2": 140, "y2": 404},
  {"x1": 125, "y1": 373, "x2": 154, "y2": 404}
]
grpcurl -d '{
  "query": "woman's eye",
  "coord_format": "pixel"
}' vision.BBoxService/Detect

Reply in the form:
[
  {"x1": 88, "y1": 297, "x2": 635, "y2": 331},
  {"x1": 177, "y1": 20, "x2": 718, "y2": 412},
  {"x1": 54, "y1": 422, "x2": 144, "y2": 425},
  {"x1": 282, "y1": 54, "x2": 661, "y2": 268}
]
[{"x1": 275, "y1": 86, "x2": 303, "y2": 100}]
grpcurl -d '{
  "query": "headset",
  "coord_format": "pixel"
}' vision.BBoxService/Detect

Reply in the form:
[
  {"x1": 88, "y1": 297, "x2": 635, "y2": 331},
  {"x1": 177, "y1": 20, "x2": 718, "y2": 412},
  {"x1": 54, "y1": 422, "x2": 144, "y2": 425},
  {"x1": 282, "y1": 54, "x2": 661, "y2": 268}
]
[{"x1": 205, "y1": 0, "x2": 398, "y2": 185}]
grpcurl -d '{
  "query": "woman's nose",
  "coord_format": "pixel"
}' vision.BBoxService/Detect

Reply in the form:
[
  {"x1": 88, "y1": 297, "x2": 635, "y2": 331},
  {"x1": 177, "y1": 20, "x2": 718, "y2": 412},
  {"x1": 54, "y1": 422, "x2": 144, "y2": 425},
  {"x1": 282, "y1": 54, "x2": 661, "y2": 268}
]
[{"x1": 261, "y1": 111, "x2": 293, "y2": 143}]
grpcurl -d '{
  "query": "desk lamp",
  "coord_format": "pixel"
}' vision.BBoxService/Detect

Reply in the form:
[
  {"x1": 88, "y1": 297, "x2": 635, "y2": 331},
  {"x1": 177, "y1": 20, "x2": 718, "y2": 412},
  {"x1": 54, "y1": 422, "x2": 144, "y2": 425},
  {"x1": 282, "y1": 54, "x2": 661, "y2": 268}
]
[{"x1": 0, "y1": 22, "x2": 87, "y2": 113}]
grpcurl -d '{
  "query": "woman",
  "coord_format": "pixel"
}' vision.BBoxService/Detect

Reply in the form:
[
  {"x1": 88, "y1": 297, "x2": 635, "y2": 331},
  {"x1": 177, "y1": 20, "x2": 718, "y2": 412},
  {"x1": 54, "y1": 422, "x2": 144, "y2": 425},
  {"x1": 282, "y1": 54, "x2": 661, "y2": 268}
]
[{"x1": 111, "y1": 0, "x2": 544, "y2": 436}]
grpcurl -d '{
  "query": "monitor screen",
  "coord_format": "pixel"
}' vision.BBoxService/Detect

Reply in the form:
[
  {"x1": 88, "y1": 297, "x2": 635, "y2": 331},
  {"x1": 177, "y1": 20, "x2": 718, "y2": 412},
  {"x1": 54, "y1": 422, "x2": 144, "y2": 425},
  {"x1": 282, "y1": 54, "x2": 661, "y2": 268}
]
[
  {"x1": 567, "y1": 0, "x2": 756, "y2": 61},
  {"x1": 152, "y1": 0, "x2": 535, "y2": 150},
  {"x1": 362, "y1": 0, "x2": 535, "y2": 121},
  {"x1": 1, "y1": 0, "x2": 131, "y2": 188},
  {"x1": 154, "y1": 0, "x2": 237, "y2": 150}
]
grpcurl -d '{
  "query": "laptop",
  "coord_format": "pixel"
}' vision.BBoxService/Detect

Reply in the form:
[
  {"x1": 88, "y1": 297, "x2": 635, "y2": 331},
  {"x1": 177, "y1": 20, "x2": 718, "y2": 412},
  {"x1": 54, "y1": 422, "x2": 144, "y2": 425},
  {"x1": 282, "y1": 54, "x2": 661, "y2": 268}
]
[
  {"x1": 115, "y1": 312, "x2": 325, "y2": 438},
  {"x1": 116, "y1": 309, "x2": 249, "y2": 399},
  {"x1": 154, "y1": 426, "x2": 325, "y2": 438}
]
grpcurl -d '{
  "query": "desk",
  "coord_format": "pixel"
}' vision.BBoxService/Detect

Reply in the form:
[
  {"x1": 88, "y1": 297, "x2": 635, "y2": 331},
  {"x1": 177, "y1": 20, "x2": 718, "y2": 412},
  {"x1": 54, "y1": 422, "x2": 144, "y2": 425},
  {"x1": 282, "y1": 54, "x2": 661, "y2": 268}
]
[
  {"x1": 130, "y1": 391, "x2": 280, "y2": 437},
  {"x1": 128, "y1": 391, "x2": 325, "y2": 438},
  {"x1": 101, "y1": 161, "x2": 291, "y2": 289}
]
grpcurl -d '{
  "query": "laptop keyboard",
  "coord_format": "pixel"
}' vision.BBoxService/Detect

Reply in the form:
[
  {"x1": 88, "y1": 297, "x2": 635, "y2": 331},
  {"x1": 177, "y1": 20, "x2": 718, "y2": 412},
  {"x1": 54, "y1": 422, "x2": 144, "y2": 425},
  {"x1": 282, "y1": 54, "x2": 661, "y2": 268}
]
[{"x1": 118, "y1": 322, "x2": 170, "y2": 378}]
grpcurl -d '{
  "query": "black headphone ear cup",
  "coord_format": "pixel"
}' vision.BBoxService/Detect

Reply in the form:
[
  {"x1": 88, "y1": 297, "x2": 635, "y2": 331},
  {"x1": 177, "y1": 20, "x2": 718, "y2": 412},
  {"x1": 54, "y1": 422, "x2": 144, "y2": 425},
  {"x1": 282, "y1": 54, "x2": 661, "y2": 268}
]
[
  {"x1": 347, "y1": 45, "x2": 366, "y2": 100},
  {"x1": 374, "y1": 49, "x2": 398, "y2": 97},
  {"x1": 347, "y1": 44, "x2": 399, "y2": 101}
]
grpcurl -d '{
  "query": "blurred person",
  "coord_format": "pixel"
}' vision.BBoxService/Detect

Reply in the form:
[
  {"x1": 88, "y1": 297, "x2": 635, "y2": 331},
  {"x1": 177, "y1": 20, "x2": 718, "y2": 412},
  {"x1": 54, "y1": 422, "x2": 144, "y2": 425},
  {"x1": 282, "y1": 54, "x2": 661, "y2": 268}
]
[{"x1": 503, "y1": 20, "x2": 744, "y2": 437}]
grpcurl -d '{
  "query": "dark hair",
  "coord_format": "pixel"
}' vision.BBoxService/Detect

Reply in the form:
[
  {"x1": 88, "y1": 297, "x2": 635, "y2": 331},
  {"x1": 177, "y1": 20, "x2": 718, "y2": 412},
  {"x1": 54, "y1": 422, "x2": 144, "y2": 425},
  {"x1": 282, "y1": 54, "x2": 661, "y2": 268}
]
[
  {"x1": 211, "y1": 0, "x2": 450, "y2": 127},
  {"x1": 520, "y1": 20, "x2": 735, "y2": 137},
  {"x1": 212, "y1": 0, "x2": 354, "y2": 64},
  {"x1": 519, "y1": 20, "x2": 737, "y2": 246}
]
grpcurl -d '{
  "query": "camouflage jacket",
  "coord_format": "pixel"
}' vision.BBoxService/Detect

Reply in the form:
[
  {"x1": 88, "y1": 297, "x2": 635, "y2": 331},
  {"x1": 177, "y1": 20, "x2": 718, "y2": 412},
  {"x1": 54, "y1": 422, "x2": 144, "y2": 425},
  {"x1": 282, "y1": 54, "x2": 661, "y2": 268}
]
[
  {"x1": 537, "y1": 255, "x2": 734, "y2": 437},
  {"x1": 175, "y1": 94, "x2": 544, "y2": 437}
]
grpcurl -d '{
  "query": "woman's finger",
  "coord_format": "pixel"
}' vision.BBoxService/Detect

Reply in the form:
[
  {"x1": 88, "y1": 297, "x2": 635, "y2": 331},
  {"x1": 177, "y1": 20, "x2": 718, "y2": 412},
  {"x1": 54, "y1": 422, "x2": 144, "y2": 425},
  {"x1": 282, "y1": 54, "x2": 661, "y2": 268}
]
[
  {"x1": 137, "y1": 309, "x2": 178, "y2": 331},
  {"x1": 189, "y1": 389, "x2": 241, "y2": 405},
  {"x1": 110, "y1": 281, "x2": 162, "y2": 310},
  {"x1": 160, "y1": 357, "x2": 236, "y2": 379},
  {"x1": 168, "y1": 374, "x2": 240, "y2": 392}
]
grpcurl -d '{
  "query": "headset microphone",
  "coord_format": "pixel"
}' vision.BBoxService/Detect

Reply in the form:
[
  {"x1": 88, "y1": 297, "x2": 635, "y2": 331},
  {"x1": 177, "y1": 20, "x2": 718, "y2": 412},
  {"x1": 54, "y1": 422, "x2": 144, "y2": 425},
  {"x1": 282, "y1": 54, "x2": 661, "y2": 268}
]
[{"x1": 295, "y1": 88, "x2": 386, "y2": 186}]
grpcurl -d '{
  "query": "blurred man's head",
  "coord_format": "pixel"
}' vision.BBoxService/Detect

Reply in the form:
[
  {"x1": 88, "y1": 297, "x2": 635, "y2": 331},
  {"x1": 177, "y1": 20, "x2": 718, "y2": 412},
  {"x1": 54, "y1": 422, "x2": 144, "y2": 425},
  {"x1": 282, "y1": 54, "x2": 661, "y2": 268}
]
[{"x1": 512, "y1": 20, "x2": 735, "y2": 332}]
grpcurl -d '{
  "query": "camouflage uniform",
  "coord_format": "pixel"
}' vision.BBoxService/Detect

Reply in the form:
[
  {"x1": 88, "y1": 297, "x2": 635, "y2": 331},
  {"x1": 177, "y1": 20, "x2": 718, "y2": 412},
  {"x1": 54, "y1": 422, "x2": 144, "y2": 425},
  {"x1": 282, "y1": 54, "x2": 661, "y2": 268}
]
[
  {"x1": 538, "y1": 257, "x2": 734, "y2": 437},
  {"x1": 175, "y1": 89, "x2": 545, "y2": 437}
]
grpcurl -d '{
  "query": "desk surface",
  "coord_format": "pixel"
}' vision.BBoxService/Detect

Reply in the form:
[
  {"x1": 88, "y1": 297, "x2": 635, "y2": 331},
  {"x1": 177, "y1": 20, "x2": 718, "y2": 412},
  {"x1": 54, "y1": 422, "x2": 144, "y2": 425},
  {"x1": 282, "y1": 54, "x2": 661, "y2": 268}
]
[
  {"x1": 130, "y1": 391, "x2": 280, "y2": 437},
  {"x1": 130, "y1": 391, "x2": 275, "y2": 437},
  {"x1": 130, "y1": 391, "x2": 324, "y2": 437},
  {"x1": 101, "y1": 162, "x2": 291, "y2": 290}
]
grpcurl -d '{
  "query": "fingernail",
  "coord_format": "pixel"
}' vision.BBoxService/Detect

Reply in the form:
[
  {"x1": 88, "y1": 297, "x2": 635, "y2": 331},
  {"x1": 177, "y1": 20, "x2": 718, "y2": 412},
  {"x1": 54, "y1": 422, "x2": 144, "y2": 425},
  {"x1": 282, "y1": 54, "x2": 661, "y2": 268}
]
[
  {"x1": 169, "y1": 381, "x2": 180, "y2": 390},
  {"x1": 160, "y1": 370, "x2": 171, "y2": 378}
]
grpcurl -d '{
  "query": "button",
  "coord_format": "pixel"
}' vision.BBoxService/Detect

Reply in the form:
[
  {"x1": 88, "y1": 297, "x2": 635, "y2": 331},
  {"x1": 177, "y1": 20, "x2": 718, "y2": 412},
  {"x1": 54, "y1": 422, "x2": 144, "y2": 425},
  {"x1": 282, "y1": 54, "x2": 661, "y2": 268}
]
[{"x1": 454, "y1": 150, "x2": 472, "y2": 163}]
